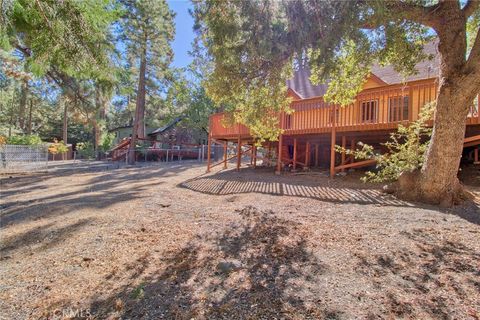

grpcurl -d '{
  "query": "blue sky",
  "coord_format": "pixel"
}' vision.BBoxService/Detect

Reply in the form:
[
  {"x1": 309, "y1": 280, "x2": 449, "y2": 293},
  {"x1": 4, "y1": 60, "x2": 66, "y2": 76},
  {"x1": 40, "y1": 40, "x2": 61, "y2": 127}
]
[{"x1": 168, "y1": 0, "x2": 195, "y2": 69}]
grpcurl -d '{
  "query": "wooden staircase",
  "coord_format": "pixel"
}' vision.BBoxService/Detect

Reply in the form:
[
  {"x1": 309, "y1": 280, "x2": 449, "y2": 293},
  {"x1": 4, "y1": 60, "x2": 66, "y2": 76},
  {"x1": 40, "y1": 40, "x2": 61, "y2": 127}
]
[{"x1": 110, "y1": 138, "x2": 131, "y2": 161}]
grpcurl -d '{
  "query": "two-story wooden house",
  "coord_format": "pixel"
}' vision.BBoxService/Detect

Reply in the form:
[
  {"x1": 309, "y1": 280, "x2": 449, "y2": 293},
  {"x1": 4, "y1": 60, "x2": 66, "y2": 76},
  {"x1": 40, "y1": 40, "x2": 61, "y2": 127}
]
[{"x1": 207, "y1": 42, "x2": 480, "y2": 176}]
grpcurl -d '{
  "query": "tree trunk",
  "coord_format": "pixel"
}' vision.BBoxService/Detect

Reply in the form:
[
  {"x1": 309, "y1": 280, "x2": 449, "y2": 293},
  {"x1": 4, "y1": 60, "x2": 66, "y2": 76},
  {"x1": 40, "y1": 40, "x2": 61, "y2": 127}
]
[
  {"x1": 8, "y1": 104, "x2": 14, "y2": 138},
  {"x1": 27, "y1": 99, "x2": 33, "y2": 135},
  {"x1": 128, "y1": 40, "x2": 147, "y2": 164},
  {"x1": 93, "y1": 85, "x2": 109, "y2": 159},
  {"x1": 399, "y1": 4, "x2": 480, "y2": 206},
  {"x1": 62, "y1": 98, "x2": 68, "y2": 144},
  {"x1": 92, "y1": 119, "x2": 99, "y2": 149},
  {"x1": 407, "y1": 87, "x2": 472, "y2": 205},
  {"x1": 19, "y1": 80, "x2": 28, "y2": 132}
]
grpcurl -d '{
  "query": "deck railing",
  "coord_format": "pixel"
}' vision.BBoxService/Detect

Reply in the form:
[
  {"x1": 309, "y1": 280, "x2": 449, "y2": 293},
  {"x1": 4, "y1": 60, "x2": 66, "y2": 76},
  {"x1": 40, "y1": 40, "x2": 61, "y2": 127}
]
[
  {"x1": 210, "y1": 81, "x2": 479, "y2": 138},
  {"x1": 209, "y1": 113, "x2": 250, "y2": 138}
]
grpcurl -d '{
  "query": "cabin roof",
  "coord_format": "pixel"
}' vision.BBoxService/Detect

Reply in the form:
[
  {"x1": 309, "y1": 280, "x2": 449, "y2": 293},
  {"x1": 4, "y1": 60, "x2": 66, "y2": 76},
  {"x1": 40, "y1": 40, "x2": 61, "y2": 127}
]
[
  {"x1": 108, "y1": 125, "x2": 133, "y2": 132},
  {"x1": 149, "y1": 117, "x2": 183, "y2": 136},
  {"x1": 287, "y1": 40, "x2": 440, "y2": 99}
]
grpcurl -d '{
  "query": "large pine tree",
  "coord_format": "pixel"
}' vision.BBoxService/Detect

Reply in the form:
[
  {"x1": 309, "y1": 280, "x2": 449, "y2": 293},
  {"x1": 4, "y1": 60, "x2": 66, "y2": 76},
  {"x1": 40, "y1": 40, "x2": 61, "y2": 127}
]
[{"x1": 119, "y1": 0, "x2": 175, "y2": 164}]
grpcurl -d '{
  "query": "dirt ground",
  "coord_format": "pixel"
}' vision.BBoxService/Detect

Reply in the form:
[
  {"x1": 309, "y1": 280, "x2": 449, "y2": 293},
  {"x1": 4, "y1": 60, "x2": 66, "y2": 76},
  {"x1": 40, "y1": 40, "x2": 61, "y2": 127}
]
[{"x1": 1, "y1": 161, "x2": 479, "y2": 320}]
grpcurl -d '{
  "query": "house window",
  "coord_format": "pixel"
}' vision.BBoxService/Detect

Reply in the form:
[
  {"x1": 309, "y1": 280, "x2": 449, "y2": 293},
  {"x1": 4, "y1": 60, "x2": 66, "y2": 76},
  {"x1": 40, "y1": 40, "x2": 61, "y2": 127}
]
[
  {"x1": 361, "y1": 100, "x2": 378, "y2": 123},
  {"x1": 388, "y1": 96, "x2": 409, "y2": 122}
]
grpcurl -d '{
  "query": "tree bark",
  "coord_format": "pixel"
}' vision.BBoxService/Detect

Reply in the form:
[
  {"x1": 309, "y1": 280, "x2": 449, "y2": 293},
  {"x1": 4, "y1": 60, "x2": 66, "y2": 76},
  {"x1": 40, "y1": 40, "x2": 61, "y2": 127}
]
[
  {"x1": 27, "y1": 99, "x2": 33, "y2": 135},
  {"x1": 19, "y1": 80, "x2": 28, "y2": 132},
  {"x1": 93, "y1": 86, "x2": 103, "y2": 151},
  {"x1": 8, "y1": 98, "x2": 14, "y2": 138},
  {"x1": 128, "y1": 38, "x2": 147, "y2": 164},
  {"x1": 62, "y1": 98, "x2": 68, "y2": 144}
]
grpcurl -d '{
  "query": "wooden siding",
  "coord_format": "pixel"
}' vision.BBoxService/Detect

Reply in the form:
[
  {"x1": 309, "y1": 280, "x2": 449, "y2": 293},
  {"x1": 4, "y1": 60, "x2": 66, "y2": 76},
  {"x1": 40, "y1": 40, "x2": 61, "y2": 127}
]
[{"x1": 210, "y1": 79, "x2": 480, "y2": 139}]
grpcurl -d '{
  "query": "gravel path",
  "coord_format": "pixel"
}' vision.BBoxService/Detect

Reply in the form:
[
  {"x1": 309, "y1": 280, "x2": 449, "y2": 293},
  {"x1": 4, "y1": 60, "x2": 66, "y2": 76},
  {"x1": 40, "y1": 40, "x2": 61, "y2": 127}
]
[{"x1": 1, "y1": 162, "x2": 479, "y2": 319}]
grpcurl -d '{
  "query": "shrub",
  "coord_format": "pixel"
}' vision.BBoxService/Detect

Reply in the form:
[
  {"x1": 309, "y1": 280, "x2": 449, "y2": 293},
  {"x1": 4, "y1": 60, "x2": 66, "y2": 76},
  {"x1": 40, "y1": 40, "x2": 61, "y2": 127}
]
[
  {"x1": 336, "y1": 102, "x2": 435, "y2": 183},
  {"x1": 7, "y1": 134, "x2": 43, "y2": 145},
  {"x1": 99, "y1": 132, "x2": 115, "y2": 152},
  {"x1": 56, "y1": 140, "x2": 69, "y2": 155},
  {"x1": 48, "y1": 139, "x2": 69, "y2": 160},
  {"x1": 76, "y1": 141, "x2": 95, "y2": 159}
]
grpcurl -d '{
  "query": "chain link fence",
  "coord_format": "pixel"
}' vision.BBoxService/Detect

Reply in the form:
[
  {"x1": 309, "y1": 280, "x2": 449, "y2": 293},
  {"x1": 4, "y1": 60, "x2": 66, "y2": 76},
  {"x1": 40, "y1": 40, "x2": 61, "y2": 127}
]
[
  {"x1": 0, "y1": 144, "x2": 49, "y2": 173},
  {"x1": 116, "y1": 145, "x2": 225, "y2": 163}
]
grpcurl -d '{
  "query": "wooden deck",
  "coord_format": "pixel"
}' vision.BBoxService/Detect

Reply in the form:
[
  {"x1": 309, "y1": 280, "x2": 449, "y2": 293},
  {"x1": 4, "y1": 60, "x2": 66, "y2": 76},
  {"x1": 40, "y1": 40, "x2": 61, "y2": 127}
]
[
  {"x1": 207, "y1": 79, "x2": 479, "y2": 176},
  {"x1": 210, "y1": 80, "x2": 479, "y2": 140}
]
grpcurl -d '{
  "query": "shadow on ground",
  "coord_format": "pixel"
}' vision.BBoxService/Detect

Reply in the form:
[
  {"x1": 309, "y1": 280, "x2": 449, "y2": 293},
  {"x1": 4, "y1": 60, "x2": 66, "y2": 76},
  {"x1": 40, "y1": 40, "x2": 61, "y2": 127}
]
[
  {"x1": 88, "y1": 206, "x2": 339, "y2": 319},
  {"x1": 181, "y1": 167, "x2": 480, "y2": 224},
  {"x1": 354, "y1": 228, "x2": 480, "y2": 319},
  {"x1": 180, "y1": 168, "x2": 413, "y2": 207},
  {"x1": 84, "y1": 205, "x2": 480, "y2": 319},
  {"x1": 0, "y1": 218, "x2": 94, "y2": 258},
  {"x1": 0, "y1": 162, "x2": 202, "y2": 228}
]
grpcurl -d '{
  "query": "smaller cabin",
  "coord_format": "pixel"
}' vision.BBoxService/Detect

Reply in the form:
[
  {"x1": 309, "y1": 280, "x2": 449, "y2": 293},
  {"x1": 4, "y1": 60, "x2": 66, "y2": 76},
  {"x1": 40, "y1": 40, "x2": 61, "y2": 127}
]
[
  {"x1": 148, "y1": 117, "x2": 208, "y2": 148},
  {"x1": 109, "y1": 125, "x2": 155, "y2": 145}
]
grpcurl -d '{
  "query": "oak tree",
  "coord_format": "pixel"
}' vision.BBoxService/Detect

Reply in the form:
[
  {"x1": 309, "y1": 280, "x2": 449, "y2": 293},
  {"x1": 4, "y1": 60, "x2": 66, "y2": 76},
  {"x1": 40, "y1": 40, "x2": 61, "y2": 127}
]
[{"x1": 194, "y1": 0, "x2": 480, "y2": 205}]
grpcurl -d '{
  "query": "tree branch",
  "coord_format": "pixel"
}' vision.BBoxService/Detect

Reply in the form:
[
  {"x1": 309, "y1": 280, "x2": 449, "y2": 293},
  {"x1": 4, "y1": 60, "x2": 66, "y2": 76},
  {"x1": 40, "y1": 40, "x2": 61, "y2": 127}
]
[
  {"x1": 389, "y1": 2, "x2": 441, "y2": 27},
  {"x1": 462, "y1": 28, "x2": 480, "y2": 98},
  {"x1": 15, "y1": 44, "x2": 92, "y2": 106},
  {"x1": 462, "y1": 0, "x2": 480, "y2": 18},
  {"x1": 360, "y1": 1, "x2": 442, "y2": 30},
  {"x1": 465, "y1": 26, "x2": 480, "y2": 72}
]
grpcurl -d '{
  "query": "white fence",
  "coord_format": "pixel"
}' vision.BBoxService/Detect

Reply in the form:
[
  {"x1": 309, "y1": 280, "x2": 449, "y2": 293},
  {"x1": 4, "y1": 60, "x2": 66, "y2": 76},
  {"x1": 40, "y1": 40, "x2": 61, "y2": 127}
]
[{"x1": 0, "y1": 144, "x2": 49, "y2": 173}]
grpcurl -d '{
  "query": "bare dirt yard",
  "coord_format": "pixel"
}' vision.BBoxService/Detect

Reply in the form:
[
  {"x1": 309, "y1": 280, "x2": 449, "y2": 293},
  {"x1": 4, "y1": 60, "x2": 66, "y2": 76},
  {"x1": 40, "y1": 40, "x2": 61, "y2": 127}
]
[{"x1": 1, "y1": 161, "x2": 479, "y2": 320}]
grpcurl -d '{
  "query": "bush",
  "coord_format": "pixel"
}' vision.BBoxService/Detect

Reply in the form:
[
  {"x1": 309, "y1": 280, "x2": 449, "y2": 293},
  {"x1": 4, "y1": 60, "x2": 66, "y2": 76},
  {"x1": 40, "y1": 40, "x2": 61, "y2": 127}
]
[
  {"x1": 6, "y1": 134, "x2": 43, "y2": 145},
  {"x1": 336, "y1": 102, "x2": 435, "y2": 183},
  {"x1": 76, "y1": 141, "x2": 95, "y2": 159},
  {"x1": 99, "y1": 132, "x2": 115, "y2": 152},
  {"x1": 48, "y1": 140, "x2": 69, "y2": 160}
]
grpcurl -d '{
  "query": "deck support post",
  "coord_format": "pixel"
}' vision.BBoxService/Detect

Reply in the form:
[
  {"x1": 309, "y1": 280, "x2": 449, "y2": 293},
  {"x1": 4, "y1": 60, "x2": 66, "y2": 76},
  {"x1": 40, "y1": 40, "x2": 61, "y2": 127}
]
[
  {"x1": 475, "y1": 146, "x2": 479, "y2": 164},
  {"x1": 315, "y1": 144, "x2": 319, "y2": 167},
  {"x1": 293, "y1": 138, "x2": 298, "y2": 172},
  {"x1": 276, "y1": 135, "x2": 283, "y2": 174},
  {"x1": 253, "y1": 145, "x2": 257, "y2": 168},
  {"x1": 305, "y1": 141, "x2": 310, "y2": 169},
  {"x1": 330, "y1": 105, "x2": 336, "y2": 178},
  {"x1": 250, "y1": 143, "x2": 254, "y2": 165},
  {"x1": 223, "y1": 141, "x2": 228, "y2": 169},
  {"x1": 236, "y1": 136, "x2": 242, "y2": 171},
  {"x1": 206, "y1": 133, "x2": 212, "y2": 172},
  {"x1": 267, "y1": 143, "x2": 272, "y2": 167},
  {"x1": 341, "y1": 136, "x2": 346, "y2": 172},
  {"x1": 350, "y1": 139, "x2": 355, "y2": 163}
]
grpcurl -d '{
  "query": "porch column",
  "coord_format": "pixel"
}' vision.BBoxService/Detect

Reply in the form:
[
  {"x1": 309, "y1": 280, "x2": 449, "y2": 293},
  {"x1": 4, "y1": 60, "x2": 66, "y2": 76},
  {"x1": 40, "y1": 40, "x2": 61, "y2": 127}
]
[
  {"x1": 206, "y1": 133, "x2": 212, "y2": 173},
  {"x1": 267, "y1": 142, "x2": 272, "y2": 166},
  {"x1": 350, "y1": 139, "x2": 355, "y2": 163},
  {"x1": 305, "y1": 141, "x2": 310, "y2": 169},
  {"x1": 236, "y1": 136, "x2": 242, "y2": 171},
  {"x1": 223, "y1": 141, "x2": 228, "y2": 169},
  {"x1": 250, "y1": 144, "x2": 254, "y2": 165},
  {"x1": 293, "y1": 138, "x2": 297, "y2": 172},
  {"x1": 341, "y1": 135, "x2": 346, "y2": 172},
  {"x1": 276, "y1": 135, "x2": 283, "y2": 174},
  {"x1": 330, "y1": 105, "x2": 336, "y2": 178}
]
